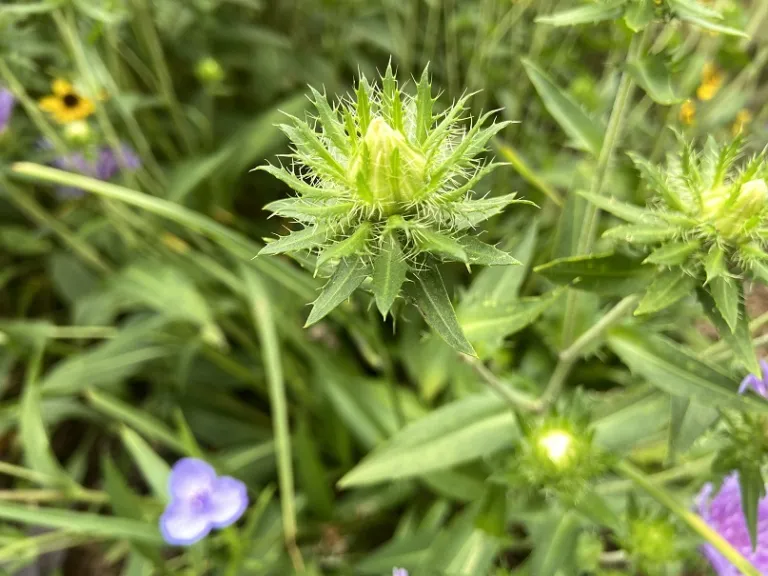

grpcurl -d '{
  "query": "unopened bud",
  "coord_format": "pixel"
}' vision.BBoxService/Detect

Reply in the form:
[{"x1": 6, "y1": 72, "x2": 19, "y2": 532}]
[
  {"x1": 195, "y1": 57, "x2": 225, "y2": 85},
  {"x1": 350, "y1": 117, "x2": 426, "y2": 210},
  {"x1": 63, "y1": 120, "x2": 92, "y2": 145},
  {"x1": 536, "y1": 429, "x2": 576, "y2": 467},
  {"x1": 702, "y1": 179, "x2": 768, "y2": 239}
]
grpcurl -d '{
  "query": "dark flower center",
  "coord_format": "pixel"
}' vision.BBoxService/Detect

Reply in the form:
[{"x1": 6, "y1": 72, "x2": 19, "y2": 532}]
[{"x1": 62, "y1": 93, "x2": 80, "y2": 108}]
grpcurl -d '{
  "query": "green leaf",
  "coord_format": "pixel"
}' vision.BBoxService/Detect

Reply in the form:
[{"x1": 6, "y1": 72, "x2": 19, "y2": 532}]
[
  {"x1": 41, "y1": 317, "x2": 169, "y2": 395},
  {"x1": 577, "y1": 191, "x2": 658, "y2": 224},
  {"x1": 697, "y1": 287, "x2": 759, "y2": 374},
  {"x1": 535, "y1": 252, "x2": 654, "y2": 296},
  {"x1": 607, "y1": 327, "x2": 768, "y2": 412},
  {"x1": 309, "y1": 86, "x2": 349, "y2": 154},
  {"x1": 0, "y1": 226, "x2": 52, "y2": 255},
  {"x1": 259, "y1": 225, "x2": 329, "y2": 256},
  {"x1": 305, "y1": 257, "x2": 370, "y2": 326},
  {"x1": 668, "y1": 0, "x2": 748, "y2": 37},
  {"x1": 317, "y1": 222, "x2": 372, "y2": 267},
  {"x1": 602, "y1": 223, "x2": 678, "y2": 244},
  {"x1": 628, "y1": 54, "x2": 681, "y2": 106},
  {"x1": 263, "y1": 197, "x2": 354, "y2": 221},
  {"x1": 644, "y1": 240, "x2": 701, "y2": 266},
  {"x1": 529, "y1": 511, "x2": 580, "y2": 576},
  {"x1": 709, "y1": 276, "x2": 739, "y2": 333},
  {"x1": 705, "y1": 245, "x2": 727, "y2": 283},
  {"x1": 522, "y1": 58, "x2": 604, "y2": 156},
  {"x1": 460, "y1": 291, "x2": 562, "y2": 344},
  {"x1": 635, "y1": 269, "x2": 697, "y2": 316},
  {"x1": 410, "y1": 266, "x2": 476, "y2": 356},
  {"x1": 459, "y1": 236, "x2": 520, "y2": 266},
  {"x1": 463, "y1": 219, "x2": 539, "y2": 308},
  {"x1": 20, "y1": 346, "x2": 68, "y2": 486},
  {"x1": 372, "y1": 231, "x2": 408, "y2": 318},
  {"x1": 415, "y1": 65, "x2": 434, "y2": 144},
  {"x1": 667, "y1": 395, "x2": 690, "y2": 463},
  {"x1": 119, "y1": 426, "x2": 171, "y2": 500},
  {"x1": 295, "y1": 417, "x2": 334, "y2": 520},
  {"x1": 739, "y1": 467, "x2": 766, "y2": 552},
  {"x1": 0, "y1": 502, "x2": 163, "y2": 544},
  {"x1": 625, "y1": 0, "x2": 654, "y2": 31},
  {"x1": 255, "y1": 165, "x2": 343, "y2": 198},
  {"x1": 103, "y1": 455, "x2": 163, "y2": 564},
  {"x1": 85, "y1": 388, "x2": 186, "y2": 453},
  {"x1": 536, "y1": 0, "x2": 623, "y2": 26},
  {"x1": 474, "y1": 484, "x2": 507, "y2": 537},
  {"x1": 339, "y1": 395, "x2": 515, "y2": 486},
  {"x1": 415, "y1": 228, "x2": 467, "y2": 261}
]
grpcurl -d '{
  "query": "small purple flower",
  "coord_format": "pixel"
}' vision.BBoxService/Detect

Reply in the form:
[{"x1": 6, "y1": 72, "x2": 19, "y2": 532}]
[
  {"x1": 0, "y1": 88, "x2": 15, "y2": 132},
  {"x1": 392, "y1": 570, "x2": 408, "y2": 576},
  {"x1": 159, "y1": 458, "x2": 248, "y2": 546},
  {"x1": 45, "y1": 142, "x2": 141, "y2": 200},
  {"x1": 696, "y1": 473, "x2": 768, "y2": 575},
  {"x1": 739, "y1": 360, "x2": 768, "y2": 398}
]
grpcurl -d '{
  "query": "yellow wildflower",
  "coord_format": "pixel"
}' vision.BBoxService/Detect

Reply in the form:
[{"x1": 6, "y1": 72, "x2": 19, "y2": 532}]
[
  {"x1": 679, "y1": 99, "x2": 696, "y2": 125},
  {"x1": 696, "y1": 63, "x2": 723, "y2": 101},
  {"x1": 39, "y1": 79, "x2": 95, "y2": 124},
  {"x1": 732, "y1": 109, "x2": 753, "y2": 136}
]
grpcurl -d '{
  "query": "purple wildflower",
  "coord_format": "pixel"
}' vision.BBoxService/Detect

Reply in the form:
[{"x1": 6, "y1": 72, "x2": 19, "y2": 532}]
[
  {"x1": 696, "y1": 473, "x2": 768, "y2": 575},
  {"x1": 739, "y1": 360, "x2": 768, "y2": 398},
  {"x1": 46, "y1": 142, "x2": 140, "y2": 199},
  {"x1": 0, "y1": 88, "x2": 15, "y2": 132},
  {"x1": 392, "y1": 570, "x2": 408, "y2": 576},
  {"x1": 160, "y1": 458, "x2": 248, "y2": 546}
]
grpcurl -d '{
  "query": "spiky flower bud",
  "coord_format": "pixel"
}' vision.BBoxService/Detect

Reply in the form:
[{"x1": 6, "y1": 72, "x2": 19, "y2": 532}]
[{"x1": 257, "y1": 65, "x2": 525, "y2": 351}]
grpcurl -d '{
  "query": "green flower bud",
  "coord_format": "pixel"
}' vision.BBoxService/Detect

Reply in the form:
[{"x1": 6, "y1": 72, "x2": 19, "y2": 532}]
[
  {"x1": 62, "y1": 120, "x2": 93, "y2": 145},
  {"x1": 702, "y1": 179, "x2": 768, "y2": 239},
  {"x1": 349, "y1": 117, "x2": 426, "y2": 209},
  {"x1": 535, "y1": 428, "x2": 577, "y2": 468},
  {"x1": 257, "y1": 64, "x2": 526, "y2": 336},
  {"x1": 625, "y1": 516, "x2": 680, "y2": 573},
  {"x1": 195, "y1": 57, "x2": 224, "y2": 85}
]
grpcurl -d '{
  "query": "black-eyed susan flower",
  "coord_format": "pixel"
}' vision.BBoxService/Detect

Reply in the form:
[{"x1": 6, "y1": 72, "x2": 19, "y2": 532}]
[
  {"x1": 679, "y1": 99, "x2": 696, "y2": 125},
  {"x1": 39, "y1": 79, "x2": 95, "y2": 124},
  {"x1": 697, "y1": 62, "x2": 724, "y2": 101}
]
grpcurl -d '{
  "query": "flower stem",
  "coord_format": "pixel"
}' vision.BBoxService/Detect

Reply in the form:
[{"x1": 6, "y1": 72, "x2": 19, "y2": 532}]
[
  {"x1": 614, "y1": 460, "x2": 763, "y2": 576},
  {"x1": 540, "y1": 294, "x2": 640, "y2": 410},
  {"x1": 562, "y1": 29, "x2": 647, "y2": 347}
]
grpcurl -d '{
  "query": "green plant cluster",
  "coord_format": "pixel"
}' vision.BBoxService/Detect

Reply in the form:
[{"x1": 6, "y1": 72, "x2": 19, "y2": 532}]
[{"x1": 1, "y1": 0, "x2": 768, "y2": 575}]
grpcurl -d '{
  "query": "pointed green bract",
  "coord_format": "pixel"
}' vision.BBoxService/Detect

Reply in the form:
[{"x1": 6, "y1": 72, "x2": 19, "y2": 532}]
[
  {"x1": 410, "y1": 266, "x2": 476, "y2": 356},
  {"x1": 372, "y1": 232, "x2": 408, "y2": 318},
  {"x1": 459, "y1": 236, "x2": 520, "y2": 266},
  {"x1": 305, "y1": 257, "x2": 370, "y2": 326},
  {"x1": 635, "y1": 269, "x2": 696, "y2": 316}
]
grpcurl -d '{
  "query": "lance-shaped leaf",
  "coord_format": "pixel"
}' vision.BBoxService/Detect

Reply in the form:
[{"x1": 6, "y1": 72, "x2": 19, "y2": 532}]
[
  {"x1": 459, "y1": 236, "x2": 520, "y2": 266},
  {"x1": 259, "y1": 225, "x2": 329, "y2": 255},
  {"x1": 305, "y1": 256, "x2": 370, "y2": 326},
  {"x1": 460, "y1": 291, "x2": 562, "y2": 344},
  {"x1": 536, "y1": 0, "x2": 624, "y2": 26},
  {"x1": 634, "y1": 269, "x2": 697, "y2": 316},
  {"x1": 415, "y1": 228, "x2": 468, "y2": 262},
  {"x1": 410, "y1": 266, "x2": 476, "y2": 356},
  {"x1": 603, "y1": 224, "x2": 678, "y2": 244},
  {"x1": 628, "y1": 53, "x2": 681, "y2": 106},
  {"x1": 317, "y1": 222, "x2": 372, "y2": 267},
  {"x1": 522, "y1": 58, "x2": 604, "y2": 157},
  {"x1": 535, "y1": 252, "x2": 655, "y2": 296},
  {"x1": 577, "y1": 190, "x2": 658, "y2": 224},
  {"x1": 644, "y1": 240, "x2": 701, "y2": 266},
  {"x1": 372, "y1": 232, "x2": 408, "y2": 318},
  {"x1": 697, "y1": 287, "x2": 758, "y2": 375}
]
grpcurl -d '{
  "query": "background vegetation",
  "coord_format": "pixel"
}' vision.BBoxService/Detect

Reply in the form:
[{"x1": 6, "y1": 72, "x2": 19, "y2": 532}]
[{"x1": 1, "y1": 0, "x2": 768, "y2": 574}]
